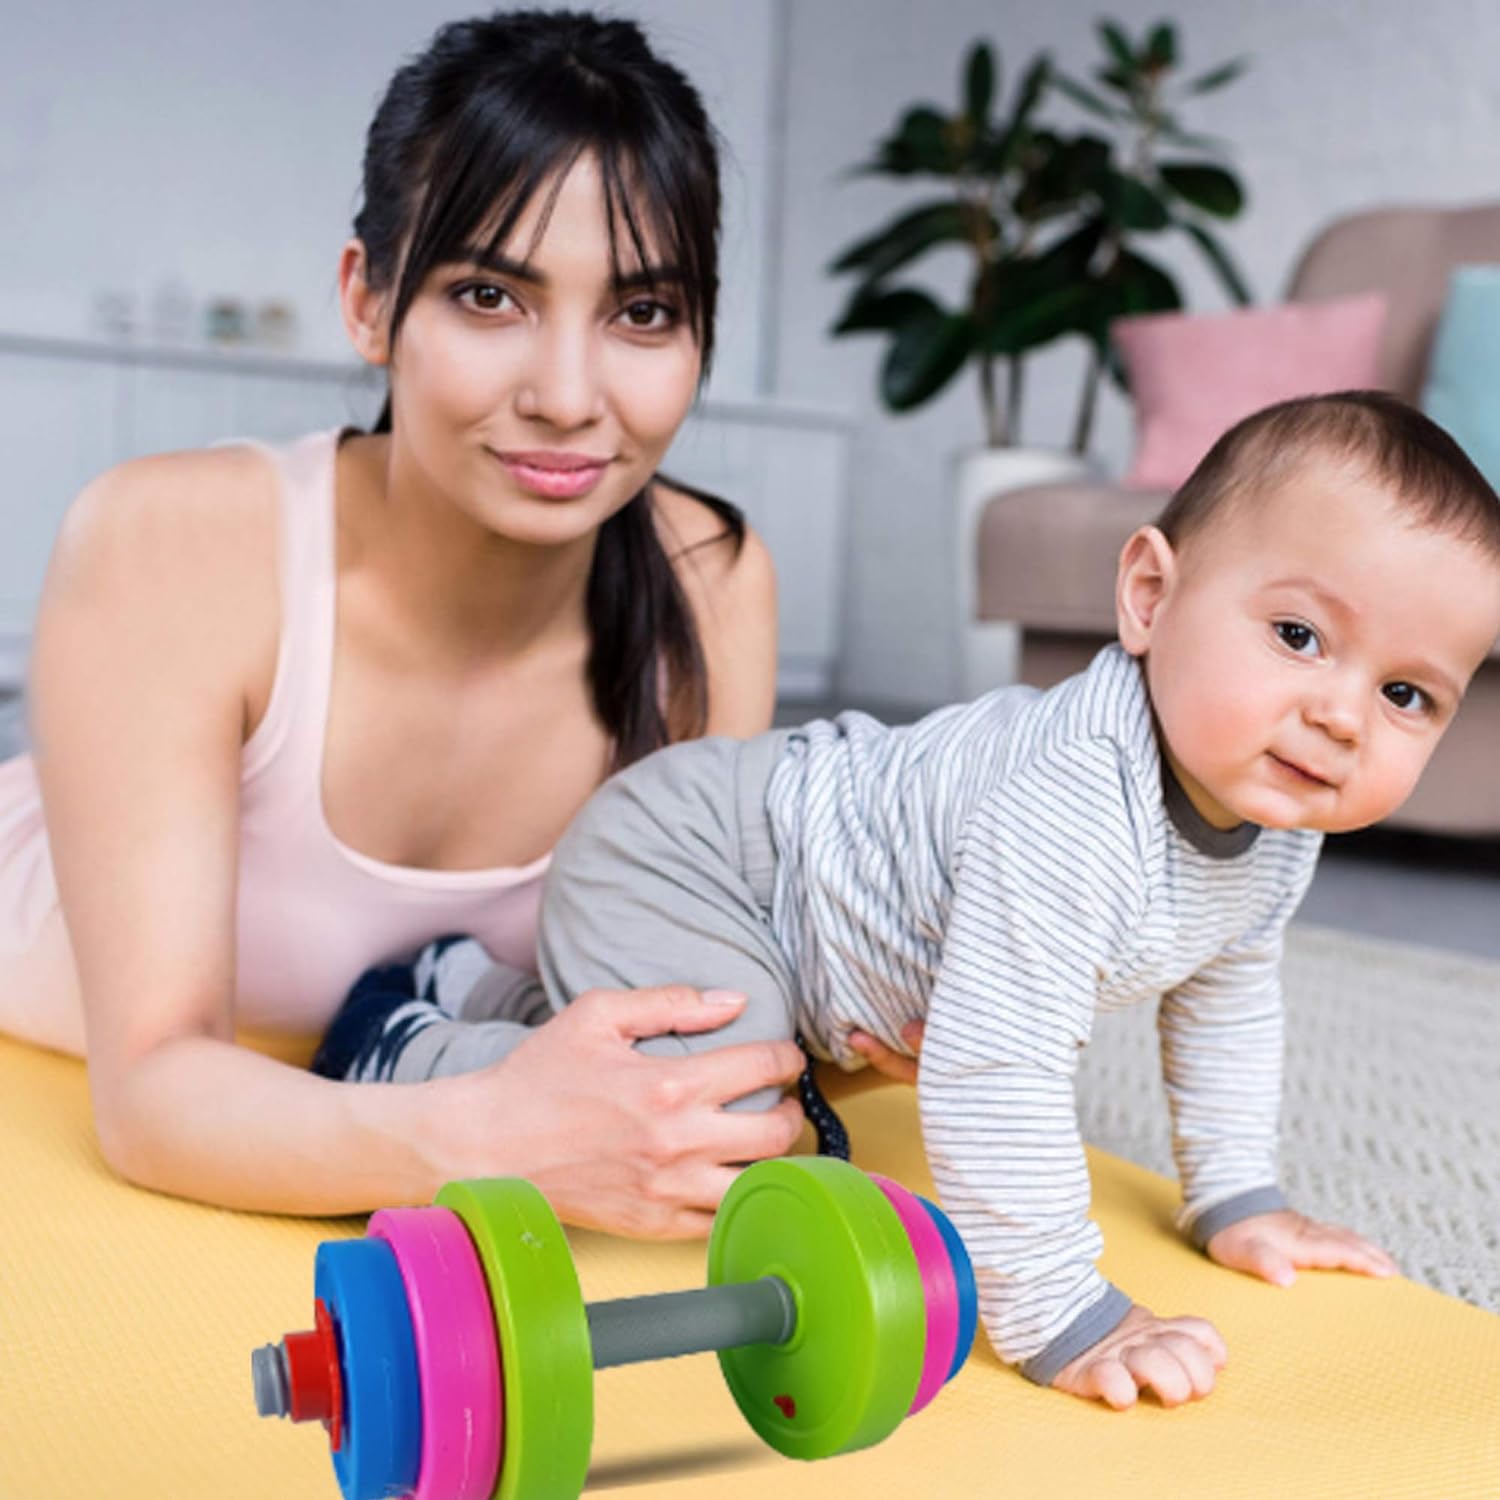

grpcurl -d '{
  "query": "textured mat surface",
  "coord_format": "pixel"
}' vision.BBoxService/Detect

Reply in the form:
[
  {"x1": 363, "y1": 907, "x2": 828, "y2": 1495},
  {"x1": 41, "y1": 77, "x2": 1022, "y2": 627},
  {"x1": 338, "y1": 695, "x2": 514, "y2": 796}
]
[
  {"x1": 3, "y1": 1031, "x2": 1498, "y2": 1498},
  {"x1": 1078, "y1": 923, "x2": 1500, "y2": 1312}
]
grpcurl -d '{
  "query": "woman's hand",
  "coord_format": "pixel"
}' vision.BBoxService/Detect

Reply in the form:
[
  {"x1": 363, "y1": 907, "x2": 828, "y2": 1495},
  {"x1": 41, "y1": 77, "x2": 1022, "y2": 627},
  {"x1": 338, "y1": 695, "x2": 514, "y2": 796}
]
[
  {"x1": 449, "y1": 984, "x2": 806, "y2": 1239},
  {"x1": 1051, "y1": 1303, "x2": 1227, "y2": 1409},
  {"x1": 1206, "y1": 1209, "x2": 1400, "y2": 1287}
]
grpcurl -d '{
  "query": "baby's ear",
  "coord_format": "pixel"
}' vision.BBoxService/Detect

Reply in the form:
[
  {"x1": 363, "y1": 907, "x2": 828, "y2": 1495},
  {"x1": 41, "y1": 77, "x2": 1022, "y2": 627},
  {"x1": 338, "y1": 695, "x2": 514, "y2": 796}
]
[{"x1": 1115, "y1": 526, "x2": 1177, "y2": 655}]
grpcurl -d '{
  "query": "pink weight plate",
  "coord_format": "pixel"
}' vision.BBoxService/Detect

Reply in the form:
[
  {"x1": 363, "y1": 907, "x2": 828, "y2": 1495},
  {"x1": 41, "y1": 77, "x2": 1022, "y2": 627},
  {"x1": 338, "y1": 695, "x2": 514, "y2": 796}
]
[
  {"x1": 869, "y1": 1174, "x2": 959, "y2": 1416},
  {"x1": 368, "y1": 1206, "x2": 504, "y2": 1500}
]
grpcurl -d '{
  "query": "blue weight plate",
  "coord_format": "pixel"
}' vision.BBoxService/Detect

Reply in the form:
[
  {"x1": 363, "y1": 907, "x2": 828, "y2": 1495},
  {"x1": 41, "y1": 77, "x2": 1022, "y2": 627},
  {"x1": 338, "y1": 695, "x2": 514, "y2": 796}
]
[
  {"x1": 916, "y1": 1195, "x2": 978, "y2": 1383},
  {"x1": 315, "y1": 1237, "x2": 422, "y2": 1500}
]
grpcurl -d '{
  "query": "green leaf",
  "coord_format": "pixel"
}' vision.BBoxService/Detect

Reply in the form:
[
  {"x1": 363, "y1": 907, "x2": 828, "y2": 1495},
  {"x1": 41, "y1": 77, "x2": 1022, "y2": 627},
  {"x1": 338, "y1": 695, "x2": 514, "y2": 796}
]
[
  {"x1": 983, "y1": 281, "x2": 1095, "y2": 354},
  {"x1": 1158, "y1": 162, "x2": 1244, "y2": 218},
  {"x1": 983, "y1": 56, "x2": 1053, "y2": 176},
  {"x1": 1029, "y1": 220, "x2": 1108, "y2": 282},
  {"x1": 1097, "y1": 20, "x2": 1137, "y2": 71},
  {"x1": 862, "y1": 106, "x2": 954, "y2": 176},
  {"x1": 1095, "y1": 65, "x2": 1136, "y2": 96},
  {"x1": 965, "y1": 42, "x2": 996, "y2": 125},
  {"x1": 1145, "y1": 23, "x2": 1177, "y2": 70},
  {"x1": 974, "y1": 224, "x2": 1106, "y2": 354},
  {"x1": 1178, "y1": 219, "x2": 1254, "y2": 304},
  {"x1": 1102, "y1": 170, "x2": 1171, "y2": 231},
  {"x1": 1110, "y1": 248, "x2": 1183, "y2": 317},
  {"x1": 1052, "y1": 71, "x2": 1119, "y2": 120},
  {"x1": 1076, "y1": 248, "x2": 1183, "y2": 351},
  {"x1": 827, "y1": 200, "x2": 981, "y2": 281},
  {"x1": 1006, "y1": 55, "x2": 1052, "y2": 132},
  {"x1": 1013, "y1": 131, "x2": 1108, "y2": 221},
  {"x1": 880, "y1": 309, "x2": 974, "y2": 410},
  {"x1": 1187, "y1": 57, "x2": 1248, "y2": 93},
  {"x1": 830, "y1": 286, "x2": 943, "y2": 337}
]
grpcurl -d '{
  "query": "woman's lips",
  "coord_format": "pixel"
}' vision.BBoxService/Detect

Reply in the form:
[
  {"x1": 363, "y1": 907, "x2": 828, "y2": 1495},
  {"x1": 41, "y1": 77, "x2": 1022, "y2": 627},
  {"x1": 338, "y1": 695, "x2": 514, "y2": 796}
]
[{"x1": 491, "y1": 449, "x2": 612, "y2": 499}]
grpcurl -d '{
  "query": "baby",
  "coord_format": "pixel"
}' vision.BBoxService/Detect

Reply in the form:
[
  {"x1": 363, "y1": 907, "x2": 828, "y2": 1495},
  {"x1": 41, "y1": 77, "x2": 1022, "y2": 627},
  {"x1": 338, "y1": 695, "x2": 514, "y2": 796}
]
[{"x1": 317, "y1": 391, "x2": 1500, "y2": 1408}]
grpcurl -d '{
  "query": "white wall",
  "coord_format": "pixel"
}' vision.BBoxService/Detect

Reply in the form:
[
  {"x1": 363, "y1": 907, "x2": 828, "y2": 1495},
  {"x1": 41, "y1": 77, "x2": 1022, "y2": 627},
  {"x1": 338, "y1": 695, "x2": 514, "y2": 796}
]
[
  {"x1": 0, "y1": 2, "x2": 863, "y2": 695},
  {"x1": 8, "y1": 3, "x2": 1500, "y2": 707},
  {"x1": 774, "y1": 0, "x2": 1500, "y2": 706},
  {"x1": 0, "y1": 0, "x2": 777, "y2": 402}
]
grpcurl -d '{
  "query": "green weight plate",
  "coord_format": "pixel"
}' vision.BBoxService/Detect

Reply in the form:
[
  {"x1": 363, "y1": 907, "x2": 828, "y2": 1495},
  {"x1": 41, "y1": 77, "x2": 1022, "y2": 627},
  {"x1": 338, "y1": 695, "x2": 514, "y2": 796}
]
[
  {"x1": 436, "y1": 1178, "x2": 594, "y2": 1500},
  {"x1": 708, "y1": 1157, "x2": 924, "y2": 1461}
]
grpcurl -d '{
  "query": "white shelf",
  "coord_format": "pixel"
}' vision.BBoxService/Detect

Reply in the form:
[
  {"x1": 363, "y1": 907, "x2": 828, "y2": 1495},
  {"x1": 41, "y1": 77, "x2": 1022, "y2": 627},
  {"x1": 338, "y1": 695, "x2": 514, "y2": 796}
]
[{"x1": 0, "y1": 328, "x2": 379, "y2": 383}]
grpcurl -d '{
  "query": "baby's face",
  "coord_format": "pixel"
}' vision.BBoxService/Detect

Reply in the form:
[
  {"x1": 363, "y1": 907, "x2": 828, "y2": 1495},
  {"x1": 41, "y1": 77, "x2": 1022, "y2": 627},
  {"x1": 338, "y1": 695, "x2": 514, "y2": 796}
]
[{"x1": 1122, "y1": 459, "x2": 1500, "y2": 833}]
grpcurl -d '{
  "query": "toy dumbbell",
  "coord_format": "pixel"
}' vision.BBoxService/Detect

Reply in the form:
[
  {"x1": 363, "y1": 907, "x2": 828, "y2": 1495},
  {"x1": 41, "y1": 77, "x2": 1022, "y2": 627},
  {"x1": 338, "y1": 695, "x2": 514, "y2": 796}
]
[{"x1": 252, "y1": 1156, "x2": 977, "y2": 1500}]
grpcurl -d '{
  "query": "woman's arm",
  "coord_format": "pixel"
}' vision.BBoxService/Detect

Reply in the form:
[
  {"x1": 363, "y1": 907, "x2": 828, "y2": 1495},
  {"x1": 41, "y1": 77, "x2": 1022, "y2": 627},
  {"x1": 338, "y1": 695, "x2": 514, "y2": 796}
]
[
  {"x1": 29, "y1": 449, "x2": 427, "y2": 1210},
  {"x1": 31, "y1": 453, "x2": 802, "y2": 1218}
]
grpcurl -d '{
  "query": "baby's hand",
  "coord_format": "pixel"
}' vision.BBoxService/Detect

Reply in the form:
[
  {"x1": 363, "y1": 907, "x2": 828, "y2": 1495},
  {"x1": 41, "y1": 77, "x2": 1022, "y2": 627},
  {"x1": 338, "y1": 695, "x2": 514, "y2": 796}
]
[
  {"x1": 1206, "y1": 1209, "x2": 1400, "y2": 1287},
  {"x1": 1051, "y1": 1303, "x2": 1227, "y2": 1409}
]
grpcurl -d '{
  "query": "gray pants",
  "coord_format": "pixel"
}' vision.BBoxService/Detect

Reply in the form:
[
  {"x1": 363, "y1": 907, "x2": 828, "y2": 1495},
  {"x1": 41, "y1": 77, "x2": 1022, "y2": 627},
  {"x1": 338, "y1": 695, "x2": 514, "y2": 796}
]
[{"x1": 379, "y1": 732, "x2": 800, "y2": 1110}]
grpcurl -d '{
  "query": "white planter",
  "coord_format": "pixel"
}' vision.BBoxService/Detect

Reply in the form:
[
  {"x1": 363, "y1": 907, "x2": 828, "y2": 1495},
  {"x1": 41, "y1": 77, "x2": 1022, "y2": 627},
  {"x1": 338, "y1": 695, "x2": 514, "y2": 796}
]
[{"x1": 953, "y1": 445, "x2": 1093, "y2": 699}]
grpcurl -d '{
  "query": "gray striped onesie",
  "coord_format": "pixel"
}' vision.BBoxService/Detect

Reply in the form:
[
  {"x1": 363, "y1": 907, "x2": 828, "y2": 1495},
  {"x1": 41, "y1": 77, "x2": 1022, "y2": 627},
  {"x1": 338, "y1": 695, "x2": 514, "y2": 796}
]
[
  {"x1": 758, "y1": 643, "x2": 1321, "y2": 1380},
  {"x1": 336, "y1": 643, "x2": 1322, "y2": 1382}
]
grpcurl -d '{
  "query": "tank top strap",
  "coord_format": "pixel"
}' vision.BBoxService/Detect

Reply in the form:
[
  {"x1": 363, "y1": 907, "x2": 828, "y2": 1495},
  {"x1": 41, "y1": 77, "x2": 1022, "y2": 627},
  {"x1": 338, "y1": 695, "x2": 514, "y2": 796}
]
[{"x1": 240, "y1": 430, "x2": 340, "y2": 785}]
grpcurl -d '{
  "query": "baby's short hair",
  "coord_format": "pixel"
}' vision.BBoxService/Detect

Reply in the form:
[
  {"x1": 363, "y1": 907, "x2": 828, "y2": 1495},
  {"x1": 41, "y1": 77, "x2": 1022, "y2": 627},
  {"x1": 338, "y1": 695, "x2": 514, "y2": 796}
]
[{"x1": 1156, "y1": 390, "x2": 1500, "y2": 562}]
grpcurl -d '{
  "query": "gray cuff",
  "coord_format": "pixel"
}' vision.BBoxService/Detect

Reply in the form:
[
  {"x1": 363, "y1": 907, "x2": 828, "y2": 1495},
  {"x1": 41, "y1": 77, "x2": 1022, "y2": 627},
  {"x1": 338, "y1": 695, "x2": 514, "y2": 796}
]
[
  {"x1": 1018, "y1": 1283, "x2": 1134, "y2": 1386},
  {"x1": 1187, "y1": 1184, "x2": 1288, "y2": 1250}
]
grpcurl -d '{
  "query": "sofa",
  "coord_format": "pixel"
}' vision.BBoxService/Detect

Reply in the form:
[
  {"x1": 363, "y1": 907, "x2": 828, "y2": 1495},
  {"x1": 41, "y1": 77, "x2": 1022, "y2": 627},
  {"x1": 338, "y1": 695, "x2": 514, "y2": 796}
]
[{"x1": 972, "y1": 201, "x2": 1500, "y2": 838}]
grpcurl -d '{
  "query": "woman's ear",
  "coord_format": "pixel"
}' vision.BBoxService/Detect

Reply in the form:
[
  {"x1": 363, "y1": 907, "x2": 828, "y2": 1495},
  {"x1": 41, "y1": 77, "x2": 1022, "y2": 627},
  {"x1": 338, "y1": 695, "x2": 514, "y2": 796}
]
[
  {"x1": 1115, "y1": 525, "x2": 1178, "y2": 657},
  {"x1": 338, "y1": 240, "x2": 391, "y2": 367}
]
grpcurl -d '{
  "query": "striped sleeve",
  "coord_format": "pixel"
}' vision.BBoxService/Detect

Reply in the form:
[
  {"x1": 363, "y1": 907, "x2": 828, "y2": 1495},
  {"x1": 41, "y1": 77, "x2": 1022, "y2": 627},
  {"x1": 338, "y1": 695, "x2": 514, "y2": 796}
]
[
  {"x1": 1158, "y1": 865, "x2": 1316, "y2": 1242},
  {"x1": 917, "y1": 740, "x2": 1148, "y2": 1378}
]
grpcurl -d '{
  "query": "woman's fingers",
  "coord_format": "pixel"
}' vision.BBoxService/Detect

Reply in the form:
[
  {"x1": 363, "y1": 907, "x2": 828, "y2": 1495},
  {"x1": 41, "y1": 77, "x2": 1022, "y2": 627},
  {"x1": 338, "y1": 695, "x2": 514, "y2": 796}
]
[
  {"x1": 578, "y1": 983, "x2": 751, "y2": 1041},
  {"x1": 691, "y1": 1095, "x2": 806, "y2": 1159}
]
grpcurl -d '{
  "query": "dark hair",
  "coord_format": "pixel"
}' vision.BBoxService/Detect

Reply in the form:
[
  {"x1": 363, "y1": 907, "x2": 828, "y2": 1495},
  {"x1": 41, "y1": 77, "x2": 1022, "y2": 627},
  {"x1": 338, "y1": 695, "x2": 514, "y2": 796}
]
[
  {"x1": 1157, "y1": 390, "x2": 1500, "y2": 563},
  {"x1": 353, "y1": 9, "x2": 743, "y2": 765}
]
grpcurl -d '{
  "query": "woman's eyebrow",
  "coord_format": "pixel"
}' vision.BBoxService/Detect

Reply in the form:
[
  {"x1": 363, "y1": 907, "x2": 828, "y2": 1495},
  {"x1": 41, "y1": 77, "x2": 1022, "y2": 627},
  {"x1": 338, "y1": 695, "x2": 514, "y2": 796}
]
[
  {"x1": 451, "y1": 249, "x2": 686, "y2": 294},
  {"x1": 613, "y1": 264, "x2": 686, "y2": 293},
  {"x1": 458, "y1": 248, "x2": 542, "y2": 284}
]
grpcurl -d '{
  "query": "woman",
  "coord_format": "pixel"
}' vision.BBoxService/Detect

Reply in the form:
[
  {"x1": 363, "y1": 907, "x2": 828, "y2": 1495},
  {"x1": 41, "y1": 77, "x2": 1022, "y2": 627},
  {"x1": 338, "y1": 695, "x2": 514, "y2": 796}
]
[{"x1": 0, "y1": 10, "x2": 814, "y2": 1235}]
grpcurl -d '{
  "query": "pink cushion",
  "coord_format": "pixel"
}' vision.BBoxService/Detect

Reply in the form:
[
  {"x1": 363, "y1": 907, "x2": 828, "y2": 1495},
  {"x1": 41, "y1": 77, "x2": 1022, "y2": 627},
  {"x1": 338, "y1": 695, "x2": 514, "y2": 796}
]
[{"x1": 1112, "y1": 293, "x2": 1388, "y2": 490}]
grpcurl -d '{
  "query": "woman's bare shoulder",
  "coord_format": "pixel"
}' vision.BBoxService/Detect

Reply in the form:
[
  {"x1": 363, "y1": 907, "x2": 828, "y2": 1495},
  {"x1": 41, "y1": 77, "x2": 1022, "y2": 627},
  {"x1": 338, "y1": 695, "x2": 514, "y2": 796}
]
[
  {"x1": 46, "y1": 443, "x2": 283, "y2": 613},
  {"x1": 651, "y1": 480, "x2": 778, "y2": 736},
  {"x1": 651, "y1": 479, "x2": 776, "y2": 608},
  {"x1": 41, "y1": 443, "x2": 282, "y2": 690}
]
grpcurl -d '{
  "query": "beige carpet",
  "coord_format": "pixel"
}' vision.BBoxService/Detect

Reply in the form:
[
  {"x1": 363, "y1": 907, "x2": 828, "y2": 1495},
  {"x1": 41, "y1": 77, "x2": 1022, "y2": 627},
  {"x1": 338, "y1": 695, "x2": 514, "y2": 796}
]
[{"x1": 1077, "y1": 922, "x2": 1500, "y2": 1312}]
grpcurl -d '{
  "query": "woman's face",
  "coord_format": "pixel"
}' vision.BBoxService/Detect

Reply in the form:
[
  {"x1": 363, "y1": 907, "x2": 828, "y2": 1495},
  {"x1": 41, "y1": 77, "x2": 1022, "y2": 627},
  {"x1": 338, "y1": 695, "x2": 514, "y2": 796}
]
[{"x1": 383, "y1": 152, "x2": 703, "y2": 547}]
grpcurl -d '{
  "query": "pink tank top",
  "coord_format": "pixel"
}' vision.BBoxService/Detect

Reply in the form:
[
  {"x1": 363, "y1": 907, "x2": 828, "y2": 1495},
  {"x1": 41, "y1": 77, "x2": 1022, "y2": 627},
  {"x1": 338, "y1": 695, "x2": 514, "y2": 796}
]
[{"x1": 0, "y1": 430, "x2": 549, "y2": 1034}]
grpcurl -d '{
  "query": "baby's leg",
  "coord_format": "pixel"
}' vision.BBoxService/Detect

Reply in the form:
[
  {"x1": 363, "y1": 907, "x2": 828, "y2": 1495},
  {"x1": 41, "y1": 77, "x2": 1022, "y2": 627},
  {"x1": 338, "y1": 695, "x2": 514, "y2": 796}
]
[
  {"x1": 537, "y1": 740, "x2": 801, "y2": 1113},
  {"x1": 312, "y1": 937, "x2": 552, "y2": 1084}
]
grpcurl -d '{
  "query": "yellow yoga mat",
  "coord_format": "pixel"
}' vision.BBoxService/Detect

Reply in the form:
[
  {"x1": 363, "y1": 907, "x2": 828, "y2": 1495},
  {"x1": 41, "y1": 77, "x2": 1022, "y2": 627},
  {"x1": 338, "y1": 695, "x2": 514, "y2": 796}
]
[{"x1": 2, "y1": 1036, "x2": 1497, "y2": 1499}]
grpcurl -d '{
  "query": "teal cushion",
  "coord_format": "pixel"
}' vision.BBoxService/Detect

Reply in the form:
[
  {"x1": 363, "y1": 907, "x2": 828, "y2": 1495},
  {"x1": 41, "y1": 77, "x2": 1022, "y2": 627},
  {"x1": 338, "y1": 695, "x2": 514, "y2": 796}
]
[{"x1": 1422, "y1": 265, "x2": 1500, "y2": 489}]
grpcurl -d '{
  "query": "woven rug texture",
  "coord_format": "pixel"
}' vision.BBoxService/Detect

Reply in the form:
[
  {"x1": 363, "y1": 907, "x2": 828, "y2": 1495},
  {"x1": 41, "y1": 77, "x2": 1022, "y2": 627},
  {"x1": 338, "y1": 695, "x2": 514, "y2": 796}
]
[{"x1": 1076, "y1": 922, "x2": 1500, "y2": 1313}]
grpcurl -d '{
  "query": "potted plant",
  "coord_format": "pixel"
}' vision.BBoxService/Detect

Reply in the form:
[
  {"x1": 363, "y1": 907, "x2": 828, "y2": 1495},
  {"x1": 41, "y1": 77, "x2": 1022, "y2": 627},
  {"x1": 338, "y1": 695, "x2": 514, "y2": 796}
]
[{"x1": 826, "y1": 18, "x2": 1251, "y2": 690}]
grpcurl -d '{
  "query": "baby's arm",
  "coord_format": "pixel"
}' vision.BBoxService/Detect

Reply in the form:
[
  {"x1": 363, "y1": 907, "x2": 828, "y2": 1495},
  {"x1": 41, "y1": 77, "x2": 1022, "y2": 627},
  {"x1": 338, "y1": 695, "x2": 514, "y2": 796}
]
[
  {"x1": 1204, "y1": 1209, "x2": 1398, "y2": 1285},
  {"x1": 1159, "y1": 883, "x2": 1398, "y2": 1283},
  {"x1": 922, "y1": 752, "x2": 1223, "y2": 1407}
]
